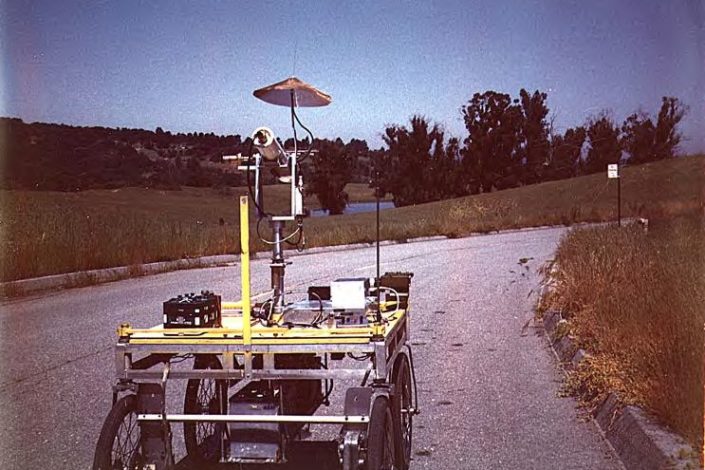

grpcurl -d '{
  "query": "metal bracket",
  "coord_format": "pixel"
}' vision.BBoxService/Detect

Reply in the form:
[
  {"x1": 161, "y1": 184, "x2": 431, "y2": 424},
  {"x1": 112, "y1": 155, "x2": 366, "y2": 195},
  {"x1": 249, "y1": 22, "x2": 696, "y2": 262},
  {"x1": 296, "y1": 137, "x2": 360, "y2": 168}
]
[
  {"x1": 161, "y1": 363, "x2": 174, "y2": 468},
  {"x1": 138, "y1": 382, "x2": 173, "y2": 469},
  {"x1": 341, "y1": 431, "x2": 361, "y2": 470}
]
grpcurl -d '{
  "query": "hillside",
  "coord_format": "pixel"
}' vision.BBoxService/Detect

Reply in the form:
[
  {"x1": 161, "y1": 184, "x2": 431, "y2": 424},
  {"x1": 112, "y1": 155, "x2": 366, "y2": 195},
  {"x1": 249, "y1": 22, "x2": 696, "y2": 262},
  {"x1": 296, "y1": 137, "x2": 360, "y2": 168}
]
[
  {"x1": 1, "y1": 154, "x2": 702, "y2": 283},
  {"x1": 0, "y1": 118, "x2": 374, "y2": 191}
]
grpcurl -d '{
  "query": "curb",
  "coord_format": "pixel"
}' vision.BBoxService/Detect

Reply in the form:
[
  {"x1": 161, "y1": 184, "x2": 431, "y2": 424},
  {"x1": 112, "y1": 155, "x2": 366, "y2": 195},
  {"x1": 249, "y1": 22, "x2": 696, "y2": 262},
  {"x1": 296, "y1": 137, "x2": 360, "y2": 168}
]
[
  {"x1": 0, "y1": 254, "x2": 238, "y2": 299},
  {"x1": 541, "y1": 307, "x2": 696, "y2": 470},
  {"x1": 0, "y1": 225, "x2": 545, "y2": 299},
  {"x1": 0, "y1": 236, "x2": 449, "y2": 299}
]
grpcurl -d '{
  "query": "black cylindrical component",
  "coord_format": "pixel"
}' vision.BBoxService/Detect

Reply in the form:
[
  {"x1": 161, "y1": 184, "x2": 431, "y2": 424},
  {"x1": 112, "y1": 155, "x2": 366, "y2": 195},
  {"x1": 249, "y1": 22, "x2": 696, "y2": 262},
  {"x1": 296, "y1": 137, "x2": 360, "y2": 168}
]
[{"x1": 271, "y1": 220, "x2": 286, "y2": 306}]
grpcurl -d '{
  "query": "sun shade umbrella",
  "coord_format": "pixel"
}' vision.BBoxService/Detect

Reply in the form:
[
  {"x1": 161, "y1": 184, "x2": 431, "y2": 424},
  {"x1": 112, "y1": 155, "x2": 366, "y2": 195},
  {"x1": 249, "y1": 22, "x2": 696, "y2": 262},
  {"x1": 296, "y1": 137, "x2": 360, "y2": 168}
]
[{"x1": 253, "y1": 76, "x2": 332, "y2": 108}]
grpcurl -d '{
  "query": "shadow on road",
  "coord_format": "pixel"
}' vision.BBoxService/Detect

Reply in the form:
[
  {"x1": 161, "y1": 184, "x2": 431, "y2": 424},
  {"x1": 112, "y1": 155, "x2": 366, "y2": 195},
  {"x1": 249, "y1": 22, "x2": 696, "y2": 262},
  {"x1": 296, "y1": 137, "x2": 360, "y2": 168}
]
[{"x1": 173, "y1": 441, "x2": 342, "y2": 469}]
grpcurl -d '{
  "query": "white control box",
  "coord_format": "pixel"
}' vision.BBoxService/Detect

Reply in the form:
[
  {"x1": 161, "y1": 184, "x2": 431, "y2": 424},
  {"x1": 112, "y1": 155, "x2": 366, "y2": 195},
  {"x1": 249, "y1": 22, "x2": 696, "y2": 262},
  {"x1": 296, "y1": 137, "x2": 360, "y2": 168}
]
[{"x1": 331, "y1": 278, "x2": 369, "y2": 310}]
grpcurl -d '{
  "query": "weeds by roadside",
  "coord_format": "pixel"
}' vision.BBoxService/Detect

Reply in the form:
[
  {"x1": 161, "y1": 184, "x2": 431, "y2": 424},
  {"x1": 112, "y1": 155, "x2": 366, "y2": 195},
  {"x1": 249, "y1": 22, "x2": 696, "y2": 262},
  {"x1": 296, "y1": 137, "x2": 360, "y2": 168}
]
[{"x1": 542, "y1": 212, "x2": 704, "y2": 452}]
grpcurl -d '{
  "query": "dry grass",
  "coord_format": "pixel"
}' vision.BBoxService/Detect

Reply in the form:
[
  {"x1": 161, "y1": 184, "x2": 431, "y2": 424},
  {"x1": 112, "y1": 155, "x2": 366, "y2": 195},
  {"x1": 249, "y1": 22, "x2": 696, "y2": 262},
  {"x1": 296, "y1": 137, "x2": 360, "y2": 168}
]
[
  {"x1": 1, "y1": 155, "x2": 703, "y2": 282},
  {"x1": 544, "y1": 212, "x2": 704, "y2": 451},
  {"x1": 0, "y1": 184, "x2": 374, "y2": 281}
]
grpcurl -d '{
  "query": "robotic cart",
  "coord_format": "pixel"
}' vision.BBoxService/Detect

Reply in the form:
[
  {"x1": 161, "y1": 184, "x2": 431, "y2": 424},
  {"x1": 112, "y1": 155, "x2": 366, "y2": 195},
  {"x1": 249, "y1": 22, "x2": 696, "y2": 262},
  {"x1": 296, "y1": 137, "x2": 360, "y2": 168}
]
[{"x1": 92, "y1": 77, "x2": 418, "y2": 470}]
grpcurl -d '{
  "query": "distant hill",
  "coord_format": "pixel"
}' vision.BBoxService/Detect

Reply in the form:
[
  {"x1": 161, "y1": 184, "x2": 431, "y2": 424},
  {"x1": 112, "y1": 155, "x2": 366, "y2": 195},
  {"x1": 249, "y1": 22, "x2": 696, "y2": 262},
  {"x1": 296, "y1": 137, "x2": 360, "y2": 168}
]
[
  {"x1": 0, "y1": 118, "x2": 254, "y2": 191},
  {"x1": 0, "y1": 118, "x2": 376, "y2": 191}
]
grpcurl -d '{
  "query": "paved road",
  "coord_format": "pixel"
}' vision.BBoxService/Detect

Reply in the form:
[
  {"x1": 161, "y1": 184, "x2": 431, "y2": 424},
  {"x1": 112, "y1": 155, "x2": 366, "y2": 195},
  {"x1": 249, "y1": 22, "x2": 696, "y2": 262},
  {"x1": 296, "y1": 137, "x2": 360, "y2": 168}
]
[{"x1": 0, "y1": 227, "x2": 623, "y2": 469}]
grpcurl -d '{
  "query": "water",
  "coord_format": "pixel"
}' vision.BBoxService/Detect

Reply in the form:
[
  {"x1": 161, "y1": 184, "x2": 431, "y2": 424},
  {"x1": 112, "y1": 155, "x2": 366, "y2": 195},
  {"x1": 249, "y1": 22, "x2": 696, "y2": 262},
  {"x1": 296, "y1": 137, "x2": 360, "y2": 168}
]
[{"x1": 310, "y1": 201, "x2": 395, "y2": 217}]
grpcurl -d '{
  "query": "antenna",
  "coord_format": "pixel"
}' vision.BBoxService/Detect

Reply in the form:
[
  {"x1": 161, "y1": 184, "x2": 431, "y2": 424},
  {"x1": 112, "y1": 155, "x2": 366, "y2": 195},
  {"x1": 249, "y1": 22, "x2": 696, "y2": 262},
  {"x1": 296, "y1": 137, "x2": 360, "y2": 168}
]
[
  {"x1": 292, "y1": 40, "x2": 298, "y2": 76},
  {"x1": 374, "y1": 166, "x2": 382, "y2": 322}
]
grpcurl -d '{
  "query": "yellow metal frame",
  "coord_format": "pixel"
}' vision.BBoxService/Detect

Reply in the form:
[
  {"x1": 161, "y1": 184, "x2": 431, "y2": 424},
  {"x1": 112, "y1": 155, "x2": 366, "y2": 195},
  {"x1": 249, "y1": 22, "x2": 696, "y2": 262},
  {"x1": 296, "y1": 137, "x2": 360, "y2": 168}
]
[{"x1": 240, "y1": 195, "x2": 252, "y2": 346}]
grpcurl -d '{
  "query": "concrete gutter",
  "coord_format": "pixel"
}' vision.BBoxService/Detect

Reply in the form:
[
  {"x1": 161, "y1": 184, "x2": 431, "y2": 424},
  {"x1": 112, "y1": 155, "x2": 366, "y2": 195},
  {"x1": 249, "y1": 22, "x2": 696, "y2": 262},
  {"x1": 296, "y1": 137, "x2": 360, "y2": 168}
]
[
  {"x1": 0, "y1": 254, "x2": 238, "y2": 298},
  {"x1": 539, "y1": 295, "x2": 697, "y2": 469}
]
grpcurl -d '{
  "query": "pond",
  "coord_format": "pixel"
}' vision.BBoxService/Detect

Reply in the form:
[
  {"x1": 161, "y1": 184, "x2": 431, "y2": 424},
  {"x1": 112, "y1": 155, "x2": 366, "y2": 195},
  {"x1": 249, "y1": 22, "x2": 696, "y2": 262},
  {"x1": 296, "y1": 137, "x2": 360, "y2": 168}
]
[{"x1": 310, "y1": 201, "x2": 395, "y2": 217}]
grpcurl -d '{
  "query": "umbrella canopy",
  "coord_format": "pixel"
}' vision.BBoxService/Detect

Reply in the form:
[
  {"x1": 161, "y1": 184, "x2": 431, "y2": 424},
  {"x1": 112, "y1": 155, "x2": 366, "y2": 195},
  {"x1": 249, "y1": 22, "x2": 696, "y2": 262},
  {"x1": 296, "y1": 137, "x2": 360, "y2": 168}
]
[{"x1": 253, "y1": 76, "x2": 332, "y2": 108}]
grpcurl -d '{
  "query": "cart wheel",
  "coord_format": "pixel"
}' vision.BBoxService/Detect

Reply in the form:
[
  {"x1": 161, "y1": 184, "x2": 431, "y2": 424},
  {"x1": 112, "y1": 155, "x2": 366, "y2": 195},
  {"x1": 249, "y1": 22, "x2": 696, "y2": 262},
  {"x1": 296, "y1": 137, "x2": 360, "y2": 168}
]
[
  {"x1": 184, "y1": 354, "x2": 227, "y2": 464},
  {"x1": 92, "y1": 394, "x2": 143, "y2": 470},
  {"x1": 365, "y1": 396, "x2": 396, "y2": 470},
  {"x1": 391, "y1": 354, "x2": 413, "y2": 470}
]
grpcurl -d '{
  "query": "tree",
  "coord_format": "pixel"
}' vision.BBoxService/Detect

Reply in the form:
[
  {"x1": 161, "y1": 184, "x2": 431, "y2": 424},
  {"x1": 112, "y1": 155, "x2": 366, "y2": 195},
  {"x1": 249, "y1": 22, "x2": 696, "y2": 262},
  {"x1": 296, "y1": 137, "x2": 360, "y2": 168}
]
[
  {"x1": 621, "y1": 111, "x2": 656, "y2": 164},
  {"x1": 547, "y1": 126, "x2": 586, "y2": 180},
  {"x1": 430, "y1": 136, "x2": 463, "y2": 200},
  {"x1": 345, "y1": 138, "x2": 371, "y2": 183},
  {"x1": 380, "y1": 116, "x2": 446, "y2": 206},
  {"x1": 518, "y1": 89, "x2": 550, "y2": 184},
  {"x1": 583, "y1": 112, "x2": 621, "y2": 174},
  {"x1": 653, "y1": 96, "x2": 687, "y2": 160},
  {"x1": 307, "y1": 138, "x2": 351, "y2": 215},
  {"x1": 283, "y1": 136, "x2": 310, "y2": 150},
  {"x1": 461, "y1": 91, "x2": 523, "y2": 193},
  {"x1": 621, "y1": 97, "x2": 686, "y2": 164}
]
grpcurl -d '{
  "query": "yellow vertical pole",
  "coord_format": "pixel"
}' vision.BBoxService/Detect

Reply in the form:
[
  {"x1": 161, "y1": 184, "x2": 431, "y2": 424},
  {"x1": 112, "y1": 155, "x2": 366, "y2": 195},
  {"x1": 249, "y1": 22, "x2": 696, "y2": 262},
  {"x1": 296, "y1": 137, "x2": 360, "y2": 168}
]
[{"x1": 239, "y1": 196, "x2": 251, "y2": 346}]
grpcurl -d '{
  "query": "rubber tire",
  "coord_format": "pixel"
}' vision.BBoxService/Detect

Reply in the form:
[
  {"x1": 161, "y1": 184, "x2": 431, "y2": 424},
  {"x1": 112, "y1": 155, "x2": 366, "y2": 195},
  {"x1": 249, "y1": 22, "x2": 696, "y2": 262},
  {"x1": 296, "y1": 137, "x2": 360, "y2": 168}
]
[
  {"x1": 366, "y1": 396, "x2": 397, "y2": 470},
  {"x1": 92, "y1": 394, "x2": 143, "y2": 470},
  {"x1": 391, "y1": 354, "x2": 413, "y2": 470},
  {"x1": 183, "y1": 355, "x2": 227, "y2": 464}
]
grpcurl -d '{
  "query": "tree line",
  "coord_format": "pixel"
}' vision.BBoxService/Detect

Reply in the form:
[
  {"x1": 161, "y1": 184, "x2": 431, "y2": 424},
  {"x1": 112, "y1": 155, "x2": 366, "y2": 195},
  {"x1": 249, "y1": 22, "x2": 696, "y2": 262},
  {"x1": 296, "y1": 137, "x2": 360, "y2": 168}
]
[
  {"x1": 372, "y1": 92, "x2": 686, "y2": 207},
  {"x1": 0, "y1": 118, "x2": 375, "y2": 192},
  {"x1": 0, "y1": 118, "x2": 256, "y2": 190},
  {"x1": 0, "y1": 90, "x2": 687, "y2": 215}
]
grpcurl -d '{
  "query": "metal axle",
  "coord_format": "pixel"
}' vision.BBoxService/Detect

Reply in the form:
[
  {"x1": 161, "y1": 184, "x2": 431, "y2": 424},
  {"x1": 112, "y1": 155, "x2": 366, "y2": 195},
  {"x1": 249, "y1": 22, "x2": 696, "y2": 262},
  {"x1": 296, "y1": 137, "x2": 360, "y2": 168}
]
[{"x1": 138, "y1": 414, "x2": 369, "y2": 424}]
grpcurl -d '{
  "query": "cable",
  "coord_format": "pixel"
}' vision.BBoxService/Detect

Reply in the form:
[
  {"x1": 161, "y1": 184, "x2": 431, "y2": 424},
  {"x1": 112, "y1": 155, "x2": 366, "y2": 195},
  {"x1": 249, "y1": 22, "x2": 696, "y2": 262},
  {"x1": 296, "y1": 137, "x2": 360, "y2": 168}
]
[
  {"x1": 254, "y1": 296, "x2": 277, "y2": 326},
  {"x1": 292, "y1": 108, "x2": 315, "y2": 162},
  {"x1": 407, "y1": 345, "x2": 420, "y2": 415},
  {"x1": 320, "y1": 360, "x2": 334, "y2": 405},
  {"x1": 277, "y1": 291, "x2": 328, "y2": 328},
  {"x1": 244, "y1": 140, "x2": 271, "y2": 219},
  {"x1": 296, "y1": 226, "x2": 306, "y2": 252},
  {"x1": 308, "y1": 291, "x2": 324, "y2": 315},
  {"x1": 379, "y1": 286, "x2": 401, "y2": 316},
  {"x1": 347, "y1": 352, "x2": 373, "y2": 361},
  {"x1": 168, "y1": 354, "x2": 194, "y2": 364},
  {"x1": 256, "y1": 216, "x2": 302, "y2": 245},
  {"x1": 284, "y1": 219, "x2": 304, "y2": 247}
]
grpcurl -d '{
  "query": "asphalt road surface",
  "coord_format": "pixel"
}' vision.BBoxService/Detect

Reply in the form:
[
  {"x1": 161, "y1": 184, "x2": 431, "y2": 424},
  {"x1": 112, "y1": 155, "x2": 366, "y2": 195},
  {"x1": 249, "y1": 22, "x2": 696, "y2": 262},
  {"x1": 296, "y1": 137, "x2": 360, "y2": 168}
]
[{"x1": 0, "y1": 227, "x2": 623, "y2": 469}]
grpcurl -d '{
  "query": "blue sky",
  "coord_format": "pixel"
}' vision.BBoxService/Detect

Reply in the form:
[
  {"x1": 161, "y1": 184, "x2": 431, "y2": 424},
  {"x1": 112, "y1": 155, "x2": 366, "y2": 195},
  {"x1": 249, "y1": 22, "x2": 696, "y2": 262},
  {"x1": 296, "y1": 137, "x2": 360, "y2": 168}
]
[{"x1": 1, "y1": 0, "x2": 703, "y2": 152}]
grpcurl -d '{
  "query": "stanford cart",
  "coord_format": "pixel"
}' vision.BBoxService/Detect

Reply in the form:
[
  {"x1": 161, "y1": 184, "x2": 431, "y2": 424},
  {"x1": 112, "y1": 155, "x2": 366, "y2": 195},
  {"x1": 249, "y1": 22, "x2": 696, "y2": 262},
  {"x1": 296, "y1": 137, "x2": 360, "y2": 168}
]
[{"x1": 93, "y1": 78, "x2": 419, "y2": 470}]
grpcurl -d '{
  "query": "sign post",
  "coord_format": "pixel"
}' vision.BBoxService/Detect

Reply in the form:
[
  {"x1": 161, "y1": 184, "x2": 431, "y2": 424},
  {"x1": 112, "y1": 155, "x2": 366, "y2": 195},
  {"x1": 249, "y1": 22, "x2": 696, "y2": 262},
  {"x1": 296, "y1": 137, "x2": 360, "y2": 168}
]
[{"x1": 607, "y1": 163, "x2": 620, "y2": 226}]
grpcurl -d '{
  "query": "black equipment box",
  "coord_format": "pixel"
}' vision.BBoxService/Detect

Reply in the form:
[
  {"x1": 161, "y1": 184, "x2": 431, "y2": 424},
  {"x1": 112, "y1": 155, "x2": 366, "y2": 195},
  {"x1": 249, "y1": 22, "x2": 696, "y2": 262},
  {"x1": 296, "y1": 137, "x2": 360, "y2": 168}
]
[
  {"x1": 163, "y1": 290, "x2": 221, "y2": 328},
  {"x1": 378, "y1": 272, "x2": 414, "y2": 309},
  {"x1": 307, "y1": 285, "x2": 331, "y2": 301},
  {"x1": 378, "y1": 272, "x2": 413, "y2": 293}
]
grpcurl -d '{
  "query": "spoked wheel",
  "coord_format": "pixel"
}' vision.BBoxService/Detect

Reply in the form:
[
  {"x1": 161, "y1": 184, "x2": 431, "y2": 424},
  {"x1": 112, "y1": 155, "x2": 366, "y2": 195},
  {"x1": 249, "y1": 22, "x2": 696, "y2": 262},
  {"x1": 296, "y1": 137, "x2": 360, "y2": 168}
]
[
  {"x1": 391, "y1": 354, "x2": 414, "y2": 470},
  {"x1": 184, "y1": 354, "x2": 227, "y2": 464},
  {"x1": 93, "y1": 395, "x2": 144, "y2": 470},
  {"x1": 366, "y1": 396, "x2": 397, "y2": 470}
]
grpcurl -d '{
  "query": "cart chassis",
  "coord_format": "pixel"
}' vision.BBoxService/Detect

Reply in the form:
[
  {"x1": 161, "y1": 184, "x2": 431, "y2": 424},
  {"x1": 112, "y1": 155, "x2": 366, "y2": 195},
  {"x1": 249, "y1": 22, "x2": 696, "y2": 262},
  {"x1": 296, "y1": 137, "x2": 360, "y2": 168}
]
[{"x1": 95, "y1": 197, "x2": 417, "y2": 470}]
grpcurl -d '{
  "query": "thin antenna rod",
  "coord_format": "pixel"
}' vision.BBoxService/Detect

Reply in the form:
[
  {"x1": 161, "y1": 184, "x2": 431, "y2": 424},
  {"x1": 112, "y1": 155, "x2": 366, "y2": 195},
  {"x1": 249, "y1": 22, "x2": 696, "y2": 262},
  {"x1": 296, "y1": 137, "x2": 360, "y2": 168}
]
[
  {"x1": 292, "y1": 40, "x2": 298, "y2": 76},
  {"x1": 375, "y1": 168, "x2": 381, "y2": 322},
  {"x1": 376, "y1": 174, "x2": 380, "y2": 282}
]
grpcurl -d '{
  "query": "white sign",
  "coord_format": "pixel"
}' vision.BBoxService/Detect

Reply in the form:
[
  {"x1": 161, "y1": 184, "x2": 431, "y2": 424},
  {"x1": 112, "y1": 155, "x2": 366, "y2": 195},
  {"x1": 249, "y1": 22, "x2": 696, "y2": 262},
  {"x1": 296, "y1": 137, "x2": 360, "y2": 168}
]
[{"x1": 607, "y1": 164, "x2": 619, "y2": 179}]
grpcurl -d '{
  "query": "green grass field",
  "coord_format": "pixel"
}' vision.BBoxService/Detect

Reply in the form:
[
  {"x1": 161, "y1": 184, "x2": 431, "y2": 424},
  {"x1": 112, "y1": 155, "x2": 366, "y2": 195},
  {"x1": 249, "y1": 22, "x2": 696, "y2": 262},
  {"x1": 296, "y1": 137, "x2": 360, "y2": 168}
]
[{"x1": 1, "y1": 155, "x2": 703, "y2": 282}]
